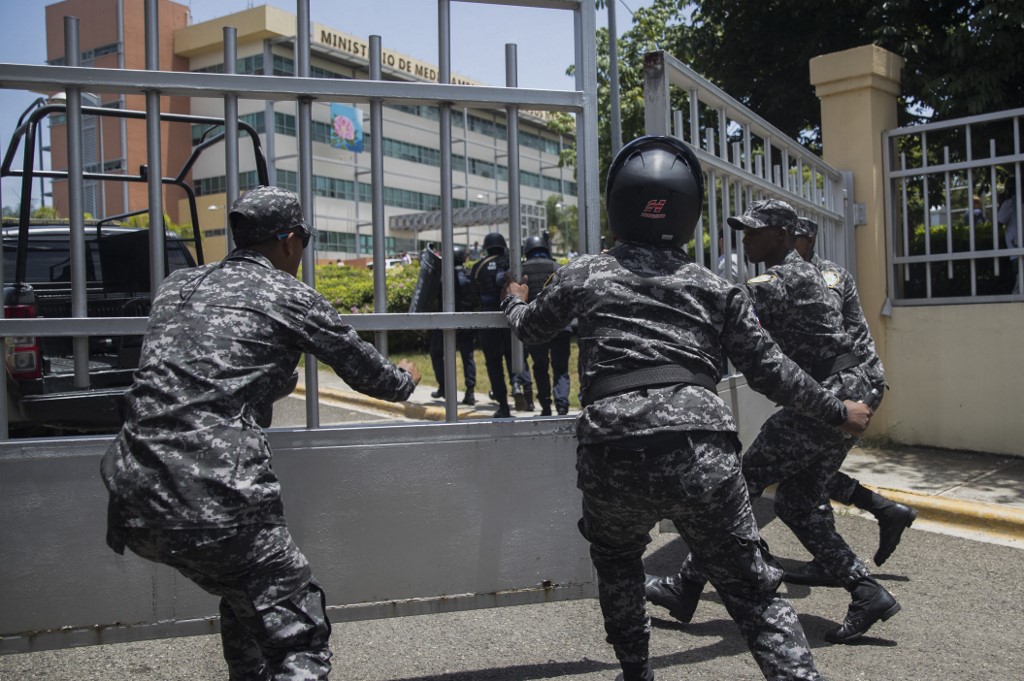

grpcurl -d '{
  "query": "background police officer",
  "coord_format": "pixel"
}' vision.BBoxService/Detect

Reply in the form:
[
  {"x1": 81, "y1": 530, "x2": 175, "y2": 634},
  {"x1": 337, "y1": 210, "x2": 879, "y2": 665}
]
[
  {"x1": 520, "y1": 234, "x2": 571, "y2": 415},
  {"x1": 471, "y1": 231, "x2": 532, "y2": 417},
  {"x1": 429, "y1": 244, "x2": 480, "y2": 405},
  {"x1": 783, "y1": 217, "x2": 916, "y2": 585},
  {"x1": 101, "y1": 186, "x2": 420, "y2": 681},
  {"x1": 648, "y1": 199, "x2": 900, "y2": 646},
  {"x1": 500, "y1": 137, "x2": 872, "y2": 681}
]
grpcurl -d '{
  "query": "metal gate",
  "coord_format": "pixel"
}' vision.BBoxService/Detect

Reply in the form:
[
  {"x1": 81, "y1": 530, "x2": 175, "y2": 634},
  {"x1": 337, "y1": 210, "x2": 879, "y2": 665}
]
[{"x1": 0, "y1": 0, "x2": 600, "y2": 654}]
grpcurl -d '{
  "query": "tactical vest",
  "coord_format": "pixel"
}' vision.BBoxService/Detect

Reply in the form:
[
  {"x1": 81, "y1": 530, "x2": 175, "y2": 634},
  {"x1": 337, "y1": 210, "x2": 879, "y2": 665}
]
[{"x1": 521, "y1": 256, "x2": 559, "y2": 302}]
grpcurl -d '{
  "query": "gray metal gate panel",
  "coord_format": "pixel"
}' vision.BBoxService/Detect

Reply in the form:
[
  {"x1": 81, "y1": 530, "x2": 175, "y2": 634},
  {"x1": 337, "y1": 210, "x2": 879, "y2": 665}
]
[{"x1": 0, "y1": 419, "x2": 593, "y2": 654}]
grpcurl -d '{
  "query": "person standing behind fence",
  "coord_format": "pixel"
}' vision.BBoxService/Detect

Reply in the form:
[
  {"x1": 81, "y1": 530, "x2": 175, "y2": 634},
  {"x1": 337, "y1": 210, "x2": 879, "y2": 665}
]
[
  {"x1": 783, "y1": 217, "x2": 916, "y2": 587},
  {"x1": 472, "y1": 231, "x2": 532, "y2": 417},
  {"x1": 520, "y1": 234, "x2": 571, "y2": 416},
  {"x1": 500, "y1": 136, "x2": 872, "y2": 681},
  {"x1": 100, "y1": 186, "x2": 420, "y2": 681},
  {"x1": 429, "y1": 245, "x2": 479, "y2": 405}
]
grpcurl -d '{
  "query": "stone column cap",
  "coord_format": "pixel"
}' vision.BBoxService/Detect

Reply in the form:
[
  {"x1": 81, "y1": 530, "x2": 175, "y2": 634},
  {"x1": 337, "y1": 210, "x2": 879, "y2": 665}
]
[{"x1": 810, "y1": 44, "x2": 904, "y2": 98}]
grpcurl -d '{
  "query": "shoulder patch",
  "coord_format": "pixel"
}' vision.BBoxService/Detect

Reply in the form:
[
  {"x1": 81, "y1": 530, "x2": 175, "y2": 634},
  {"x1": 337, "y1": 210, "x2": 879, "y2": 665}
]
[
  {"x1": 746, "y1": 273, "x2": 777, "y2": 285},
  {"x1": 822, "y1": 270, "x2": 842, "y2": 288}
]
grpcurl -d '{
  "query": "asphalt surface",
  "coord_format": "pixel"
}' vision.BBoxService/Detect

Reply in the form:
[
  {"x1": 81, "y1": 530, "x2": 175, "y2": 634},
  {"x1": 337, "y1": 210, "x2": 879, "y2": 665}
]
[{"x1": 1, "y1": 514, "x2": 1021, "y2": 680}]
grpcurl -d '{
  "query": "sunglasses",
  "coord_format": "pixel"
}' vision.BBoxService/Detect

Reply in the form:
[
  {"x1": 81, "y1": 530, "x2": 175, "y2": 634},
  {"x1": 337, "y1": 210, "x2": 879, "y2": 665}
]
[{"x1": 274, "y1": 227, "x2": 313, "y2": 249}]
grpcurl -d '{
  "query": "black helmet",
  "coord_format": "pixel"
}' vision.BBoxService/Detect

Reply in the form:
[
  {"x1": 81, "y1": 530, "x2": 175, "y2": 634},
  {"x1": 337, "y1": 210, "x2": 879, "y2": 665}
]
[
  {"x1": 452, "y1": 245, "x2": 467, "y2": 265},
  {"x1": 482, "y1": 231, "x2": 507, "y2": 255},
  {"x1": 605, "y1": 135, "x2": 705, "y2": 248},
  {"x1": 523, "y1": 234, "x2": 549, "y2": 257}
]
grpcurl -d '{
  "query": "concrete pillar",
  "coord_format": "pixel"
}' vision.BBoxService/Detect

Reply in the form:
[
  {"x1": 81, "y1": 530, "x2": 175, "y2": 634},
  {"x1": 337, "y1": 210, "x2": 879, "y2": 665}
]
[{"x1": 810, "y1": 45, "x2": 903, "y2": 431}]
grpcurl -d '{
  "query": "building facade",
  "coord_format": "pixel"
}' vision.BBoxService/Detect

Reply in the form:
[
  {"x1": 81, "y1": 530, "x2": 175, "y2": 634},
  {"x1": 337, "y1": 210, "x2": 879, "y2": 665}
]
[{"x1": 44, "y1": 1, "x2": 577, "y2": 262}]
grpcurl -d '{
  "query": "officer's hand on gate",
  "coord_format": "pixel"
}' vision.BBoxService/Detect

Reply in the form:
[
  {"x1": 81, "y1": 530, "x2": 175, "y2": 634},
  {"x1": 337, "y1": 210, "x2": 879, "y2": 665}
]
[
  {"x1": 839, "y1": 399, "x2": 872, "y2": 435},
  {"x1": 398, "y1": 359, "x2": 421, "y2": 385},
  {"x1": 501, "y1": 277, "x2": 530, "y2": 303}
]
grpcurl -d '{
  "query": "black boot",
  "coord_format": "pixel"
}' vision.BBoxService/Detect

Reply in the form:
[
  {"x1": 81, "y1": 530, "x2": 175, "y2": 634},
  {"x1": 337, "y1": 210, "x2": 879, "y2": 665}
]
[
  {"x1": 850, "y1": 485, "x2": 917, "y2": 566},
  {"x1": 644, "y1": 573, "x2": 705, "y2": 624},
  {"x1": 540, "y1": 401, "x2": 552, "y2": 416},
  {"x1": 825, "y1": 576, "x2": 900, "y2": 643},
  {"x1": 523, "y1": 385, "x2": 535, "y2": 411},
  {"x1": 783, "y1": 558, "x2": 841, "y2": 587},
  {"x1": 493, "y1": 403, "x2": 512, "y2": 418},
  {"x1": 462, "y1": 391, "x2": 476, "y2": 406},
  {"x1": 614, "y1": 663, "x2": 654, "y2": 681},
  {"x1": 512, "y1": 384, "x2": 528, "y2": 411},
  {"x1": 874, "y1": 503, "x2": 917, "y2": 566}
]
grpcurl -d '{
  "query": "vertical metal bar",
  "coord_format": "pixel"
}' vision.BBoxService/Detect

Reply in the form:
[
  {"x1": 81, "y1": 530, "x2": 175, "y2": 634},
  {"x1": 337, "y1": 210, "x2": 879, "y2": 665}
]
[
  {"x1": 742, "y1": 124, "x2": 752, "y2": 174},
  {"x1": 717, "y1": 108, "x2": 728, "y2": 162},
  {"x1": 263, "y1": 39, "x2": 277, "y2": 193},
  {"x1": 295, "y1": 0, "x2": 319, "y2": 427},
  {"x1": 1014, "y1": 117, "x2": 1023, "y2": 296},
  {"x1": 607, "y1": 0, "x2": 622, "y2": 156},
  {"x1": 438, "y1": 1, "x2": 457, "y2": 421},
  {"x1": 574, "y1": 2, "x2": 600, "y2": 254},
  {"x1": 65, "y1": 16, "x2": 90, "y2": 388},
  {"x1": 143, "y1": 0, "x2": 165, "y2": 297},
  {"x1": 505, "y1": 43, "x2": 524, "y2": 377},
  {"x1": 672, "y1": 110, "x2": 683, "y2": 140},
  {"x1": 118, "y1": 0, "x2": 129, "y2": 213},
  {"x1": 842, "y1": 171, "x2": 857, "y2": 278},
  {"x1": 708, "y1": 168, "x2": 720, "y2": 275},
  {"x1": 901, "y1": 152, "x2": 910, "y2": 283},
  {"x1": 688, "y1": 88, "x2": 699, "y2": 148},
  {"x1": 943, "y1": 146, "x2": 953, "y2": 279},
  {"x1": 368, "y1": 36, "x2": 388, "y2": 357},
  {"x1": 223, "y1": 27, "x2": 239, "y2": 253},
  {"x1": 991, "y1": 139, "x2": 1000, "y2": 274},
  {"x1": 642, "y1": 51, "x2": 670, "y2": 136}
]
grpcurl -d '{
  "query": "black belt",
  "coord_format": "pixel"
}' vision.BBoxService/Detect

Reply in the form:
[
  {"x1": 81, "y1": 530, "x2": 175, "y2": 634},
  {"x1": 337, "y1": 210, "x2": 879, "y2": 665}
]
[
  {"x1": 583, "y1": 365, "x2": 718, "y2": 407},
  {"x1": 809, "y1": 352, "x2": 860, "y2": 382}
]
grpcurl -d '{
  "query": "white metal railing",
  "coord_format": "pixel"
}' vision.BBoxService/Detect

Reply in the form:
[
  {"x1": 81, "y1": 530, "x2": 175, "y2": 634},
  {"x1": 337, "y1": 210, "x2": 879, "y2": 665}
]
[
  {"x1": 642, "y1": 50, "x2": 853, "y2": 283},
  {"x1": 884, "y1": 107, "x2": 1024, "y2": 305}
]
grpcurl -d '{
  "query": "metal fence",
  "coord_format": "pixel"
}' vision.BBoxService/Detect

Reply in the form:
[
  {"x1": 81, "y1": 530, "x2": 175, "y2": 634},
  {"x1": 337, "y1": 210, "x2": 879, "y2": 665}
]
[
  {"x1": 642, "y1": 50, "x2": 853, "y2": 285},
  {"x1": 884, "y1": 107, "x2": 1024, "y2": 305}
]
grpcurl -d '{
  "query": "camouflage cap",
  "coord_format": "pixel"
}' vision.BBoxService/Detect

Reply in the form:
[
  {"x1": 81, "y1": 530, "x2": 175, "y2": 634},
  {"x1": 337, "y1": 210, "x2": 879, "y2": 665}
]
[
  {"x1": 727, "y1": 198, "x2": 798, "y2": 232},
  {"x1": 229, "y1": 186, "x2": 316, "y2": 247},
  {"x1": 792, "y1": 216, "x2": 819, "y2": 238}
]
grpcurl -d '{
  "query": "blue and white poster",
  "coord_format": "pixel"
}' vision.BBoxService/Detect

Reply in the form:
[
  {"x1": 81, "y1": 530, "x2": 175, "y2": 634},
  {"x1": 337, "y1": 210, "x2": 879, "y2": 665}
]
[{"x1": 330, "y1": 103, "x2": 364, "y2": 153}]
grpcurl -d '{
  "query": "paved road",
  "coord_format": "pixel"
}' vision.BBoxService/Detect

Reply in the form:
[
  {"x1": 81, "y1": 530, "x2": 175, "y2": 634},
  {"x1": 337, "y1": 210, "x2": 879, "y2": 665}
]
[{"x1": 2, "y1": 513, "x2": 1020, "y2": 680}]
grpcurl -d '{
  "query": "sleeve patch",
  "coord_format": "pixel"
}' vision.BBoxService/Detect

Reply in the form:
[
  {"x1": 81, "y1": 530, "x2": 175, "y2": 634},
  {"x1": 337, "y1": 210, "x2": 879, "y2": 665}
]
[
  {"x1": 746, "y1": 273, "x2": 777, "y2": 285},
  {"x1": 822, "y1": 271, "x2": 842, "y2": 288}
]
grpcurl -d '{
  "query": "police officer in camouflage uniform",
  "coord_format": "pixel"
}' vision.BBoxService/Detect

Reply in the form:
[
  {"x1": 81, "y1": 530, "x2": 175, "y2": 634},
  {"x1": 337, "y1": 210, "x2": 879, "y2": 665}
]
[
  {"x1": 647, "y1": 199, "x2": 900, "y2": 646},
  {"x1": 520, "y1": 234, "x2": 571, "y2": 415},
  {"x1": 471, "y1": 231, "x2": 533, "y2": 417},
  {"x1": 500, "y1": 137, "x2": 872, "y2": 681},
  {"x1": 783, "y1": 217, "x2": 917, "y2": 586},
  {"x1": 101, "y1": 186, "x2": 420, "y2": 681}
]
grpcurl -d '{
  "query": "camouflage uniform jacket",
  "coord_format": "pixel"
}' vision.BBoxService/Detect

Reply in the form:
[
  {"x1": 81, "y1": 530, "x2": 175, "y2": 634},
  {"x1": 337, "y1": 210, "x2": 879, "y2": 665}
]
[
  {"x1": 813, "y1": 255, "x2": 886, "y2": 396},
  {"x1": 101, "y1": 249, "x2": 416, "y2": 530},
  {"x1": 743, "y1": 250, "x2": 857, "y2": 373},
  {"x1": 501, "y1": 242, "x2": 847, "y2": 444}
]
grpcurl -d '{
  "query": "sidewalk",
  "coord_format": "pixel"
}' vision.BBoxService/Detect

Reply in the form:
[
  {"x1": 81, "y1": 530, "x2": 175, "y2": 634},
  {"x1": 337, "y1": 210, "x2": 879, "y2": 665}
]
[{"x1": 295, "y1": 372, "x2": 1024, "y2": 543}]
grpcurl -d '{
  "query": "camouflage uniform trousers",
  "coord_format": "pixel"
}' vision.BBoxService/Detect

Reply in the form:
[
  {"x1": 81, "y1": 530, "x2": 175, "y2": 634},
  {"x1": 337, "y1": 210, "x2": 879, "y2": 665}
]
[
  {"x1": 680, "y1": 408, "x2": 871, "y2": 589},
  {"x1": 121, "y1": 524, "x2": 332, "y2": 681},
  {"x1": 578, "y1": 430, "x2": 821, "y2": 681}
]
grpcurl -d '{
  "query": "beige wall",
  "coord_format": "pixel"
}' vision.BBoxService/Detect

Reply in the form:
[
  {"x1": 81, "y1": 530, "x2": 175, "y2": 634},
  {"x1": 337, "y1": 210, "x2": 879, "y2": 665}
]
[
  {"x1": 812, "y1": 45, "x2": 1022, "y2": 456},
  {"x1": 885, "y1": 304, "x2": 1024, "y2": 456}
]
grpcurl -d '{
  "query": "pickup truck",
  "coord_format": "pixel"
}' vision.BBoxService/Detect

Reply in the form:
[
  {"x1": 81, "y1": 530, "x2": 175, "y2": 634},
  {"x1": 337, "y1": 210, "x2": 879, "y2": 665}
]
[{"x1": 2, "y1": 102, "x2": 273, "y2": 436}]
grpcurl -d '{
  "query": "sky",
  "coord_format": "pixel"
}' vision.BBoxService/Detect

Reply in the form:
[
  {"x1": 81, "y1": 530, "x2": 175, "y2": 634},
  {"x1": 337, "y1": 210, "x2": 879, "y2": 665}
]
[{"x1": 0, "y1": 0, "x2": 656, "y2": 210}]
